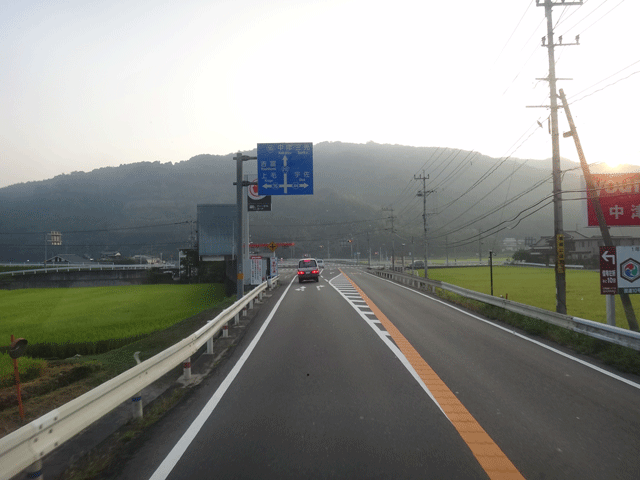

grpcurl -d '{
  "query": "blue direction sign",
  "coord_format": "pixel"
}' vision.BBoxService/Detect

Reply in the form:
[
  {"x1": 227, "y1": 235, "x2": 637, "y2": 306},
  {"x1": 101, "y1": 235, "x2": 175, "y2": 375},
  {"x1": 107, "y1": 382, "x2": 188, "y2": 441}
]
[{"x1": 257, "y1": 143, "x2": 313, "y2": 196}]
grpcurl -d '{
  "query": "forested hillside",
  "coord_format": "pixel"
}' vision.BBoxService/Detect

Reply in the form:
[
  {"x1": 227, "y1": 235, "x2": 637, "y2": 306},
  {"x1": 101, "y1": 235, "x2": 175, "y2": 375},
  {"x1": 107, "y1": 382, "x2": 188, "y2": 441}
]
[{"x1": 0, "y1": 142, "x2": 619, "y2": 262}]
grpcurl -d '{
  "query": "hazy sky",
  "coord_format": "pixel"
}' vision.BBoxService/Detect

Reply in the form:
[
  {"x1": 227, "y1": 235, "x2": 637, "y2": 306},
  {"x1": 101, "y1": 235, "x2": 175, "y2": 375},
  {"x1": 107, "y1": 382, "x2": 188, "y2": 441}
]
[{"x1": 2, "y1": 0, "x2": 639, "y2": 188}]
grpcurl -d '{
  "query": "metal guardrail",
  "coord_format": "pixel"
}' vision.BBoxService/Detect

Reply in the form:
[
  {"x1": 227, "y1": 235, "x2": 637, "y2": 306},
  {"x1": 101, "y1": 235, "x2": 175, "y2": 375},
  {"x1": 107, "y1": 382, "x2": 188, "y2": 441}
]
[
  {"x1": 0, "y1": 264, "x2": 158, "y2": 276},
  {"x1": 370, "y1": 268, "x2": 640, "y2": 352},
  {"x1": 0, "y1": 276, "x2": 279, "y2": 480}
]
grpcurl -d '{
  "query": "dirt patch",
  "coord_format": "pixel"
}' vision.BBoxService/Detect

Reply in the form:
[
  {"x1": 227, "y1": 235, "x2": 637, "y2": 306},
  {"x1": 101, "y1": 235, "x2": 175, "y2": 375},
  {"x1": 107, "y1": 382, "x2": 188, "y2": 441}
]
[{"x1": 0, "y1": 363, "x2": 109, "y2": 438}]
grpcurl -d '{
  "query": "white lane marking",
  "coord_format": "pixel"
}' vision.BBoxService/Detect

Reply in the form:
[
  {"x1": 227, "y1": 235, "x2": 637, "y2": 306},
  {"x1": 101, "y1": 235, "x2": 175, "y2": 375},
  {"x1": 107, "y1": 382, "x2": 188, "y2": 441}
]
[
  {"x1": 369, "y1": 273, "x2": 640, "y2": 391},
  {"x1": 316, "y1": 285, "x2": 324, "y2": 290},
  {"x1": 328, "y1": 273, "x2": 446, "y2": 416},
  {"x1": 149, "y1": 276, "x2": 297, "y2": 480}
]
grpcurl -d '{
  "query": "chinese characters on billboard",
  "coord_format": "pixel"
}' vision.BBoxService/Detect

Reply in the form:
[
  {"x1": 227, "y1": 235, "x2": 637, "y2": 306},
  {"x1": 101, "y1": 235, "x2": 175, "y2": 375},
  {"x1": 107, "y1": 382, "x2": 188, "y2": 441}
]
[{"x1": 587, "y1": 173, "x2": 640, "y2": 227}]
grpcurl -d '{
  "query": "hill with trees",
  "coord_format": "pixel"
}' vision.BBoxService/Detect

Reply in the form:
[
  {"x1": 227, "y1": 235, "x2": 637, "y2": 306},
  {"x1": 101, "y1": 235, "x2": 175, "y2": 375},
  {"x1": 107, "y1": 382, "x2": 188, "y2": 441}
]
[{"x1": 0, "y1": 141, "x2": 627, "y2": 263}]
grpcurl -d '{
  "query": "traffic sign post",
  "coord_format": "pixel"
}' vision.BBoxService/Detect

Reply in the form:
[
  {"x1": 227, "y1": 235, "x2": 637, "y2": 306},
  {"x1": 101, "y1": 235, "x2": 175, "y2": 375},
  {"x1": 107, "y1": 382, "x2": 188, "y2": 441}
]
[{"x1": 257, "y1": 143, "x2": 313, "y2": 196}]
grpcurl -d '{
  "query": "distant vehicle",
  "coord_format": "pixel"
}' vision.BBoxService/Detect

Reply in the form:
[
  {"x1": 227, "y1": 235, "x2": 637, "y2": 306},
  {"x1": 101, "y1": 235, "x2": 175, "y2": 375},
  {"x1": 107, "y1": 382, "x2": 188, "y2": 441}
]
[
  {"x1": 297, "y1": 258, "x2": 320, "y2": 283},
  {"x1": 405, "y1": 260, "x2": 425, "y2": 270},
  {"x1": 316, "y1": 259, "x2": 325, "y2": 269}
]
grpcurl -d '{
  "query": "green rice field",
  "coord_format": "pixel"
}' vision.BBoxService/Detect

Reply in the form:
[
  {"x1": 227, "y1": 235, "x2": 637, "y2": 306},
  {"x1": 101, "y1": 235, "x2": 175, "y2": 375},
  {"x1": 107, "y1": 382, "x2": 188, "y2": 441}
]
[
  {"x1": 422, "y1": 266, "x2": 640, "y2": 329},
  {"x1": 0, "y1": 284, "x2": 227, "y2": 349}
]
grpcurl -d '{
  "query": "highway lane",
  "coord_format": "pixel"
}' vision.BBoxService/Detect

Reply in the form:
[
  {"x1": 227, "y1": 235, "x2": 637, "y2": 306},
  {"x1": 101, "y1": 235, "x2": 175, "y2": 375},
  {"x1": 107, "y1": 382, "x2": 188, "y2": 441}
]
[
  {"x1": 345, "y1": 267, "x2": 640, "y2": 480},
  {"x1": 117, "y1": 267, "x2": 492, "y2": 479},
  {"x1": 116, "y1": 264, "x2": 640, "y2": 479}
]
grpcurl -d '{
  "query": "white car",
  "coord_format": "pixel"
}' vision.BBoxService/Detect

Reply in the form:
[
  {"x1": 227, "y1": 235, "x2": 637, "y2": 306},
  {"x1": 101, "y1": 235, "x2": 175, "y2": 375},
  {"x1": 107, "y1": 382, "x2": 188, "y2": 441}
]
[{"x1": 316, "y1": 259, "x2": 325, "y2": 269}]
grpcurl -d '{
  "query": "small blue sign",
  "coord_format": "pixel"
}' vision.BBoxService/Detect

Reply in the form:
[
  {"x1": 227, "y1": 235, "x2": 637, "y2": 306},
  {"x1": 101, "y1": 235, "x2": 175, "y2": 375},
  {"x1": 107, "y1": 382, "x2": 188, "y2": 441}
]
[{"x1": 257, "y1": 143, "x2": 313, "y2": 196}]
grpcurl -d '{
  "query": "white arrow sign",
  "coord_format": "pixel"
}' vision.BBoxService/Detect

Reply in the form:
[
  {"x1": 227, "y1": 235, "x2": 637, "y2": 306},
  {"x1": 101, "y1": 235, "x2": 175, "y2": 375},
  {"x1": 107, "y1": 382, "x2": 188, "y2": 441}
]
[{"x1": 602, "y1": 250, "x2": 616, "y2": 264}]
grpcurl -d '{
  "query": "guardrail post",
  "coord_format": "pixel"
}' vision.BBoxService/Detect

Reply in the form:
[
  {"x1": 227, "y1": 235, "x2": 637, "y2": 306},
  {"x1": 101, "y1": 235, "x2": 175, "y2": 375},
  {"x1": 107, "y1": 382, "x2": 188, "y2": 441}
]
[
  {"x1": 234, "y1": 313, "x2": 240, "y2": 326},
  {"x1": 25, "y1": 459, "x2": 42, "y2": 479},
  {"x1": 183, "y1": 358, "x2": 191, "y2": 380},
  {"x1": 249, "y1": 299, "x2": 254, "y2": 310},
  {"x1": 132, "y1": 393, "x2": 143, "y2": 420},
  {"x1": 242, "y1": 306, "x2": 248, "y2": 317},
  {"x1": 207, "y1": 335, "x2": 214, "y2": 354},
  {"x1": 223, "y1": 323, "x2": 229, "y2": 338},
  {"x1": 131, "y1": 352, "x2": 143, "y2": 419}
]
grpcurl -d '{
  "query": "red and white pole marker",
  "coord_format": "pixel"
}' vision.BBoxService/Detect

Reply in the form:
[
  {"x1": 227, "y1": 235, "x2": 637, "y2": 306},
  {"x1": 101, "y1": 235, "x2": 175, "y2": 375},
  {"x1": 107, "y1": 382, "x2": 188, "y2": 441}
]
[
  {"x1": 183, "y1": 357, "x2": 191, "y2": 380},
  {"x1": 223, "y1": 323, "x2": 229, "y2": 338}
]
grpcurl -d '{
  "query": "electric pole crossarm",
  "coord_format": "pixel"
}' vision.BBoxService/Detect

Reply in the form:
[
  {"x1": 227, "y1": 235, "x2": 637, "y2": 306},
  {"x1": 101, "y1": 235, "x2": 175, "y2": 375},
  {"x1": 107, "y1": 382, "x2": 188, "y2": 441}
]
[{"x1": 536, "y1": 0, "x2": 582, "y2": 6}]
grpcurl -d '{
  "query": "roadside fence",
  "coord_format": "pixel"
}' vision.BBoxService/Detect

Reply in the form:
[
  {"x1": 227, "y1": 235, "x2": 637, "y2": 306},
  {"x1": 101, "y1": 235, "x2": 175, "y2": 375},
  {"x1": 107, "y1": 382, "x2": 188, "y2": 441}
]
[
  {"x1": 370, "y1": 268, "x2": 640, "y2": 352},
  {"x1": 0, "y1": 276, "x2": 279, "y2": 480}
]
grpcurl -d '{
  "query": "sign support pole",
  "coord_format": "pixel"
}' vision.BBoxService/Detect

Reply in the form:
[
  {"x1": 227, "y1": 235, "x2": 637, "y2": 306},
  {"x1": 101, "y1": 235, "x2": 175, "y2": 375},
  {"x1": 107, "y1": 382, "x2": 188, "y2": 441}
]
[
  {"x1": 244, "y1": 174, "x2": 250, "y2": 287},
  {"x1": 559, "y1": 89, "x2": 638, "y2": 331},
  {"x1": 606, "y1": 295, "x2": 616, "y2": 327},
  {"x1": 234, "y1": 152, "x2": 257, "y2": 300},
  {"x1": 236, "y1": 153, "x2": 244, "y2": 300}
]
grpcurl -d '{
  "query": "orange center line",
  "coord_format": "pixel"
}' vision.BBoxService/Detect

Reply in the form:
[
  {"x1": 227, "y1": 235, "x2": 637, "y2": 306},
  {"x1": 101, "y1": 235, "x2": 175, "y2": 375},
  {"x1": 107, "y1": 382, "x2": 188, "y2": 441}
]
[{"x1": 342, "y1": 271, "x2": 525, "y2": 480}]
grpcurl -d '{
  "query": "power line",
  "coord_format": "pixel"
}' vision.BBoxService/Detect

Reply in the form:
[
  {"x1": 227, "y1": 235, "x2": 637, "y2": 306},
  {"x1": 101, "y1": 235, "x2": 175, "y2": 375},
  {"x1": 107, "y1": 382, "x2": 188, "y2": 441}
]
[
  {"x1": 493, "y1": 0, "x2": 536, "y2": 66},
  {"x1": 432, "y1": 198, "x2": 554, "y2": 249},
  {"x1": 564, "y1": 0, "x2": 625, "y2": 35},
  {"x1": 252, "y1": 216, "x2": 388, "y2": 228},
  {"x1": 429, "y1": 174, "x2": 553, "y2": 240}
]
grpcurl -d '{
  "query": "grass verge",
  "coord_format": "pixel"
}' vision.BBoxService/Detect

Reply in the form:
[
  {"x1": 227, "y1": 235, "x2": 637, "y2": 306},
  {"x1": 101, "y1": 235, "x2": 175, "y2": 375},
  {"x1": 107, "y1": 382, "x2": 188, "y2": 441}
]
[
  {"x1": 0, "y1": 295, "x2": 236, "y2": 438},
  {"x1": 434, "y1": 287, "x2": 640, "y2": 376}
]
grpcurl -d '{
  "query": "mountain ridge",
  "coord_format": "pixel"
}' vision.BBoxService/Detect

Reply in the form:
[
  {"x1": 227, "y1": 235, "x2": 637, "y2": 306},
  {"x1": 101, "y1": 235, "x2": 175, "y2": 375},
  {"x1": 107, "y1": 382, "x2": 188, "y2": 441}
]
[{"x1": 1, "y1": 142, "x2": 636, "y2": 262}]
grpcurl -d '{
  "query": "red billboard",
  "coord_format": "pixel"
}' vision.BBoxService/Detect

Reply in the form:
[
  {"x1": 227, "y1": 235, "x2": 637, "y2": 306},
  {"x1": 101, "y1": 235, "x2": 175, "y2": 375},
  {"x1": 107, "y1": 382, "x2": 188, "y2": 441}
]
[{"x1": 587, "y1": 173, "x2": 640, "y2": 227}]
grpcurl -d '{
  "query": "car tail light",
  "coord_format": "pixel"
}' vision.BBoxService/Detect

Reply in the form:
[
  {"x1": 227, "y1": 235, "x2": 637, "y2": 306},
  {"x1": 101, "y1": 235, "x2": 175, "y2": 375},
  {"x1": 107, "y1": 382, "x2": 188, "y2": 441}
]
[
  {"x1": 312, "y1": 269, "x2": 319, "y2": 274},
  {"x1": 297, "y1": 270, "x2": 304, "y2": 275}
]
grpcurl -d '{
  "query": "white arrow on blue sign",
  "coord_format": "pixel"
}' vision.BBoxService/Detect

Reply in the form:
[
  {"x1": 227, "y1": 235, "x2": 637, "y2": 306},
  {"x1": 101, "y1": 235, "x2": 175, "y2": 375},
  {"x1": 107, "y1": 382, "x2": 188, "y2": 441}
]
[{"x1": 257, "y1": 143, "x2": 313, "y2": 196}]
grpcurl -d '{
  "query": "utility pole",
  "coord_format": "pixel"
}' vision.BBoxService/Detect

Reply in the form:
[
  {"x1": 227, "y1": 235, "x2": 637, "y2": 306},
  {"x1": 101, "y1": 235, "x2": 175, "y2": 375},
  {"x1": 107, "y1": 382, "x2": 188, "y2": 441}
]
[
  {"x1": 415, "y1": 171, "x2": 435, "y2": 278},
  {"x1": 536, "y1": 0, "x2": 582, "y2": 315},
  {"x1": 382, "y1": 206, "x2": 396, "y2": 270},
  {"x1": 559, "y1": 89, "x2": 638, "y2": 331}
]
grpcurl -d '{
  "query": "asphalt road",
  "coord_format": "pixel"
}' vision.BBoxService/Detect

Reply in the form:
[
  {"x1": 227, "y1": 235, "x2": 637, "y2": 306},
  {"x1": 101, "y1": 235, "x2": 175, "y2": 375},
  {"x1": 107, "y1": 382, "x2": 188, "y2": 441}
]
[{"x1": 116, "y1": 265, "x2": 640, "y2": 479}]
